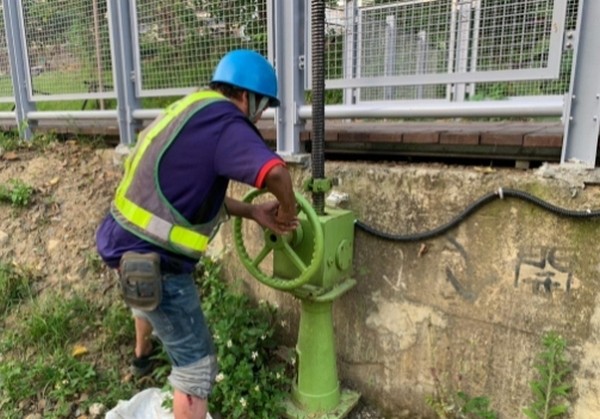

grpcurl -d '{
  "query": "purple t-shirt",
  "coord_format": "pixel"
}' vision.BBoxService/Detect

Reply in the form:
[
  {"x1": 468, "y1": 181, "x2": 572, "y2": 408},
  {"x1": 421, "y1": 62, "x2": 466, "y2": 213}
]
[{"x1": 96, "y1": 100, "x2": 284, "y2": 273}]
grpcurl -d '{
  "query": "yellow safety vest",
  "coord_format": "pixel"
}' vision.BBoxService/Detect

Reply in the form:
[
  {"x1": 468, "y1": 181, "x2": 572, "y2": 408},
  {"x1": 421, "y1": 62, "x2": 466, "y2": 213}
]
[{"x1": 111, "y1": 90, "x2": 228, "y2": 259}]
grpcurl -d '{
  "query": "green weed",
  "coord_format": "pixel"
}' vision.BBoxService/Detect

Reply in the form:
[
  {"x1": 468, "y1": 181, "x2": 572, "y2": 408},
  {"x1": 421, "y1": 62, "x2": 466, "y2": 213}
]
[
  {"x1": 523, "y1": 332, "x2": 572, "y2": 419},
  {"x1": 19, "y1": 293, "x2": 95, "y2": 350},
  {"x1": 0, "y1": 132, "x2": 58, "y2": 151},
  {"x1": 195, "y1": 258, "x2": 291, "y2": 418},
  {"x1": 426, "y1": 386, "x2": 497, "y2": 419},
  {"x1": 83, "y1": 250, "x2": 105, "y2": 275},
  {"x1": 0, "y1": 261, "x2": 32, "y2": 315},
  {"x1": 100, "y1": 299, "x2": 134, "y2": 351},
  {"x1": 0, "y1": 179, "x2": 36, "y2": 207},
  {"x1": 0, "y1": 132, "x2": 22, "y2": 151},
  {"x1": 0, "y1": 290, "x2": 139, "y2": 417},
  {"x1": 0, "y1": 348, "x2": 135, "y2": 418},
  {"x1": 457, "y1": 392, "x2": 498, "y2": 419},
  {"x1": 427, "y1": 331, "x2": 572, "y2": 419}
]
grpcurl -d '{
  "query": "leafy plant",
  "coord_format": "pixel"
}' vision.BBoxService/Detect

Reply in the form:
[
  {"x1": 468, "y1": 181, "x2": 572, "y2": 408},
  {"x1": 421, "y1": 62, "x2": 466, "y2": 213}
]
[
  {"x1": 195, "y1": 258, "x2": 291, "y2": 418},
  {"x1": 426, "y1": 385, "x2": 497, "y2": 419},
  {"x1": 0, "y1": 132, "x2": 22, "y2": 151},
  {"x1": 0, "y1": 261, "x2": 32, "y2": 315},
  {"x1": 523, "y1": 332, "x2": 572, "y2": 419},
  {"x1": 426, "y1": 323, "x2": 498, "y2": 419},
  {"x1": 0, "y1": 179, "x2": 36, "y2": 207},
  {"x1": 457, "y1": 392, "x2": 497, "y2": 419}
]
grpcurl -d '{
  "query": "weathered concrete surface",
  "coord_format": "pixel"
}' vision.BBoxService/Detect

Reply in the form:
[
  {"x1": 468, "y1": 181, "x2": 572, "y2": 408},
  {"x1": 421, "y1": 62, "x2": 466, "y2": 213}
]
[{"x1": 216, "y1": 161, "x2": 600, "y2": 418}]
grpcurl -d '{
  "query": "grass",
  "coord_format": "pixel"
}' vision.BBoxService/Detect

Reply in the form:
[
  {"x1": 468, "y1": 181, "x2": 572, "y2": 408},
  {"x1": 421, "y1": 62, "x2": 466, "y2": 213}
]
[
  {"x1": 0, "y1": 257, "x2": 292, "y2": 418},
  {"x1": 0, "y1": 262, "x2": 32, "y2": 315},
  {"x1": 0, "y1": 293, "x2": 140, "y2": 417}
]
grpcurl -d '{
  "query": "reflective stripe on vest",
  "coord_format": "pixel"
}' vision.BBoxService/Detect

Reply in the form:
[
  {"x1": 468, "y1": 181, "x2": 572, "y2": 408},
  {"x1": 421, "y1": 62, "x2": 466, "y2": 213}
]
[
  {"x1": 111, "y1": 90, "x2": 227, "y2": 258},
  {"x1": 113, "y1": 194, "x2": 210, "y2": 255}
]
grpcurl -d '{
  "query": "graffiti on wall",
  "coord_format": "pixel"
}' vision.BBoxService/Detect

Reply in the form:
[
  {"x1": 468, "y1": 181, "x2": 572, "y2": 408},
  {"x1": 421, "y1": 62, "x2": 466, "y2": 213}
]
[
  {"x1": 444, "y1": 236, "x2": 476, "y2": 301},
  {"x1": 514, "y1": 247, "x2": 580, "y2": 294}
]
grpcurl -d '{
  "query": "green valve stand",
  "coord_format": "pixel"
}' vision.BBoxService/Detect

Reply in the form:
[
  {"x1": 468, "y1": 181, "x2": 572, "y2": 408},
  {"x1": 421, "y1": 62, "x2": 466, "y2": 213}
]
[{"x1": 234, "y1": 189, "x2": 360, "y2": 418}]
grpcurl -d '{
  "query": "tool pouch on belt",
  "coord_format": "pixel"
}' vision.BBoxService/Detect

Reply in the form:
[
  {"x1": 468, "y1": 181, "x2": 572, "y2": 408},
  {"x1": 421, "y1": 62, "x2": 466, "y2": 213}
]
[{"x1": 119, "y1": 251, "x2": 162, "y2": 311}]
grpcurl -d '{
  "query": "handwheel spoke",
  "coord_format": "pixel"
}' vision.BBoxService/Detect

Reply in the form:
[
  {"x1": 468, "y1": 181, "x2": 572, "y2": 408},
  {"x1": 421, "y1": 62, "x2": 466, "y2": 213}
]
[
  {"x1": 252, "y1": 244, "x2": 271, "y2": 268},
  {"x1": 235, "y1": 189, "x2": 323, "y2": 290},
  {"x1": 282, "y1": 242, "x2": 307, "y2": 272}
]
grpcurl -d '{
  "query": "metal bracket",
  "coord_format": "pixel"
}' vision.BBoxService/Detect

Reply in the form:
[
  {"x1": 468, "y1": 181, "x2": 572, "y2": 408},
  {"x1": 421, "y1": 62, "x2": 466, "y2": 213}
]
[
  {"x1": 564, "y1": 30, "x2": 576, "y2": 51},
  {"x1": 303, "y1": 177, "x2": 335, "y2": 194},
  {"x1": 298, "y1": 54, "x2": 305, "y2": 70}
]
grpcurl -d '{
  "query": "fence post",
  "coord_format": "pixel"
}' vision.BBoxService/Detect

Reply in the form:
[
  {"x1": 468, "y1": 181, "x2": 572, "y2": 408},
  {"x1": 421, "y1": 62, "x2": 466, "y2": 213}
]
[
  {"x1": 3, "y1": 0, "x2": 35, "y2": 139},
  {"x1": 561, "y1": 0, "x2": 600, "y2": 166},
  {"x1": 269, "y1": 0, "x2": 306, "y2": 158},
  {"x1": 343, "y1": 0, "x2": 358, "y2": 105},
  {"x1": 107, "y1": 0, "x2": 140, "y2": 146},
  {"x1": 452, "y1": 0, "x2": 472, "y2": 101},
  {"x1": 383, "y1": 15, "x2": 396, "y2": 101}
]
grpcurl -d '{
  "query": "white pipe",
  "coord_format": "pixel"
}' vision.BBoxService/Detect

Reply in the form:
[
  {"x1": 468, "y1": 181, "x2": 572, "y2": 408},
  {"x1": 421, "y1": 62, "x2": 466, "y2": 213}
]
[
  {"x1": 27, "y1": 110, "x2": 119, "y2": 120},
  {"x1": 132, "y1": 108, "x2": 277, "y2": 120},
  {"x1": 298, "y1": 98, "x2": 564, "y2": 119},
  {"x1": 43, "y1": 98, "x2": 563, "y2": 122},
  {"x1": 132, "y1": 109, "x2": 161, "y2": 120}
]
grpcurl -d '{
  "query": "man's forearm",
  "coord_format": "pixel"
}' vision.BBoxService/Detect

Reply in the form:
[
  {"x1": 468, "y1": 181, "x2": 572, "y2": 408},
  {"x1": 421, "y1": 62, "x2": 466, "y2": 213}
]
[
  {"x1": 224, "y1": 197, "x2": 253, "y2": 218},
  {"x1": 263, "y1": 165, "x2": 296, "y2": 213}
]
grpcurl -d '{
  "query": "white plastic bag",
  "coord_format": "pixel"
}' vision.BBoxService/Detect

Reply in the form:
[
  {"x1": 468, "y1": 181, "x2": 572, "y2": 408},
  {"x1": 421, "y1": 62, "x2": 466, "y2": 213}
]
[{"x1": 105, "y1": 387, "x2": 213, "y2": 419}]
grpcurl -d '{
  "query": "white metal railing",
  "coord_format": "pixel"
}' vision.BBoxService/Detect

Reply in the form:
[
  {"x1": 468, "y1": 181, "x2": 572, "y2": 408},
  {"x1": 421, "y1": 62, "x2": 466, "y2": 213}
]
[{"x1": 0, "y1": 0, "x2": 597, "y2": 165}]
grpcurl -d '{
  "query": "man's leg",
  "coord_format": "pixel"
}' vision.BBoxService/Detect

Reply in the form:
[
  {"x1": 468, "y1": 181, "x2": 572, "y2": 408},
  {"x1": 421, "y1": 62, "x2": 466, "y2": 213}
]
[
  {"x1": 130, "y1": 314, "x2": 157, "y2": 377},
  {"x1": 134, "y1": 315, "x2": 154, "y2": 358},
  {"x1": 140, "y1": 274, "x2": 217, "y2": 416},
  {"x1": 173, "y1": 390, "x2": 208, "y2": 419}
]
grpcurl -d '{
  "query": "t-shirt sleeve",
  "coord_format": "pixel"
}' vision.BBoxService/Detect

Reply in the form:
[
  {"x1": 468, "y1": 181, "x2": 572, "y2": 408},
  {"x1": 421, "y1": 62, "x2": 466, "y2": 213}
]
[{"x1": 214, "y1": 117, "x2": 285, "y2": 188}]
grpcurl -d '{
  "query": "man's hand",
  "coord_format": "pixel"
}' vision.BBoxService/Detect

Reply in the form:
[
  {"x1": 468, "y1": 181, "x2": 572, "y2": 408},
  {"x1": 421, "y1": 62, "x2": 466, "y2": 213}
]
[{"x1": 251, "y1": 201, "x2": 299, "y2": 235}]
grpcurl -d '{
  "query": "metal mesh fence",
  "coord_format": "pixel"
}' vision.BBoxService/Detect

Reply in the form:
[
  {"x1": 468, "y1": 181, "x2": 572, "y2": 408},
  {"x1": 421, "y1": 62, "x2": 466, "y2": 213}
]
[
  {"x1": 356, "y1": 0, "x2": 452, "y2": 101},
  {"x1": 324, "y1": 0, "x2": 575, "y2": 103},
  {"x1": 21, "y1": 0, "x2": 114, "y2": 104},
  {"x1": 0, "y1": 1, "x2": 581, "y2": 112},
  {"x1": 134, "y1": 0, "x2": 269, "y2": 96},
  {"x1": 474, "y1": 0, "x2": 577, "y2": 98},
  {"x1": 0, "y1": 7, "x2": 13, "y2": 101}
]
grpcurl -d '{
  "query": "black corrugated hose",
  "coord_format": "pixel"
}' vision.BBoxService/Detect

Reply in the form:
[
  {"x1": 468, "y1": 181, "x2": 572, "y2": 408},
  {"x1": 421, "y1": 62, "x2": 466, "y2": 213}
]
[
  {"x1": 355, "y1": 187, "x2": 600, "y2": 242},
  {"x1": 311, "y1": 0, "x2": 326, "y2": 215}
]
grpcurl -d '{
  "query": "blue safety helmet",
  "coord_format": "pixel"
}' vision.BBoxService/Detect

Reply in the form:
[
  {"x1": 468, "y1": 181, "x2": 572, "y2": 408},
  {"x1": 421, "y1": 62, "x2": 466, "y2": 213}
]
[{"x1": 211, "y1": 49, "x2": 280, "y2": 107}]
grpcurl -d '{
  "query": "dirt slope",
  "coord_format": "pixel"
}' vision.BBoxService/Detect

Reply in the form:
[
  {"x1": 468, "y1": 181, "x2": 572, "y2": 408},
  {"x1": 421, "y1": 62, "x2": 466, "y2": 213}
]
[{"x1": 0, "y1": 141, "x2": 119, "y2": 292}]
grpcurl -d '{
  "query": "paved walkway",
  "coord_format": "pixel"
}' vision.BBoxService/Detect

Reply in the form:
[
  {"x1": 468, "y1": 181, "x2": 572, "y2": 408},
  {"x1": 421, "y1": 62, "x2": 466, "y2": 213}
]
[
  {"x1": 1, "y1": 117, "x2": 566, "y2": 163},
  {"x1": 258, "y1": 120, "x2": 564, "y2": 163}
]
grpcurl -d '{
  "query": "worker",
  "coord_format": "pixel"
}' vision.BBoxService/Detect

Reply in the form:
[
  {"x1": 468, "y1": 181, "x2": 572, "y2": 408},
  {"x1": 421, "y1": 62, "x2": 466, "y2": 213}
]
[{"x1": 95, "y1": 49, "x2": 298, "y2": 419}]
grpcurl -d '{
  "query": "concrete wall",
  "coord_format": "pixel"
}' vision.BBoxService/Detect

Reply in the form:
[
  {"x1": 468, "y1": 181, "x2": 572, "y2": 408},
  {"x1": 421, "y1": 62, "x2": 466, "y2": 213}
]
[{"x1": 216, "y1": 161, "x2": 600, "y2": 418}]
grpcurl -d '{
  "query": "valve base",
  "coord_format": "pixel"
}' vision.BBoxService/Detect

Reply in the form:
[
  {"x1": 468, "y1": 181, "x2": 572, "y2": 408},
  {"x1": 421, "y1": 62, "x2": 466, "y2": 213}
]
[{"x1": 283, "y1": 388, "x2": 361, "y2": 419}]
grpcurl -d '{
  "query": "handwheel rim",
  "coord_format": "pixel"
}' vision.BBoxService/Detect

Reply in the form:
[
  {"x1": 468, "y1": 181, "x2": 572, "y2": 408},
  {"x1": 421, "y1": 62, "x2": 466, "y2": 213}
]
[{"x1": 233, "y1": 189, "x2": 324, "y2": 290}]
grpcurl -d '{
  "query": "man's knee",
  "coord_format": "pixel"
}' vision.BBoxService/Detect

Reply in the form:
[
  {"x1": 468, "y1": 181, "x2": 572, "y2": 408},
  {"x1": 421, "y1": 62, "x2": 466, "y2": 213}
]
[{"x1": 169, "y1": 355, "x2": 218, "y2": 399}]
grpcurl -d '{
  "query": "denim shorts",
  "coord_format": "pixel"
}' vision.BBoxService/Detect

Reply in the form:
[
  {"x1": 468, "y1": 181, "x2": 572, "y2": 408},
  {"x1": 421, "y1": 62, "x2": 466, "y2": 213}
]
[{"x1": 132, "y1": 273, "x2": 217, "y2": 397}]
